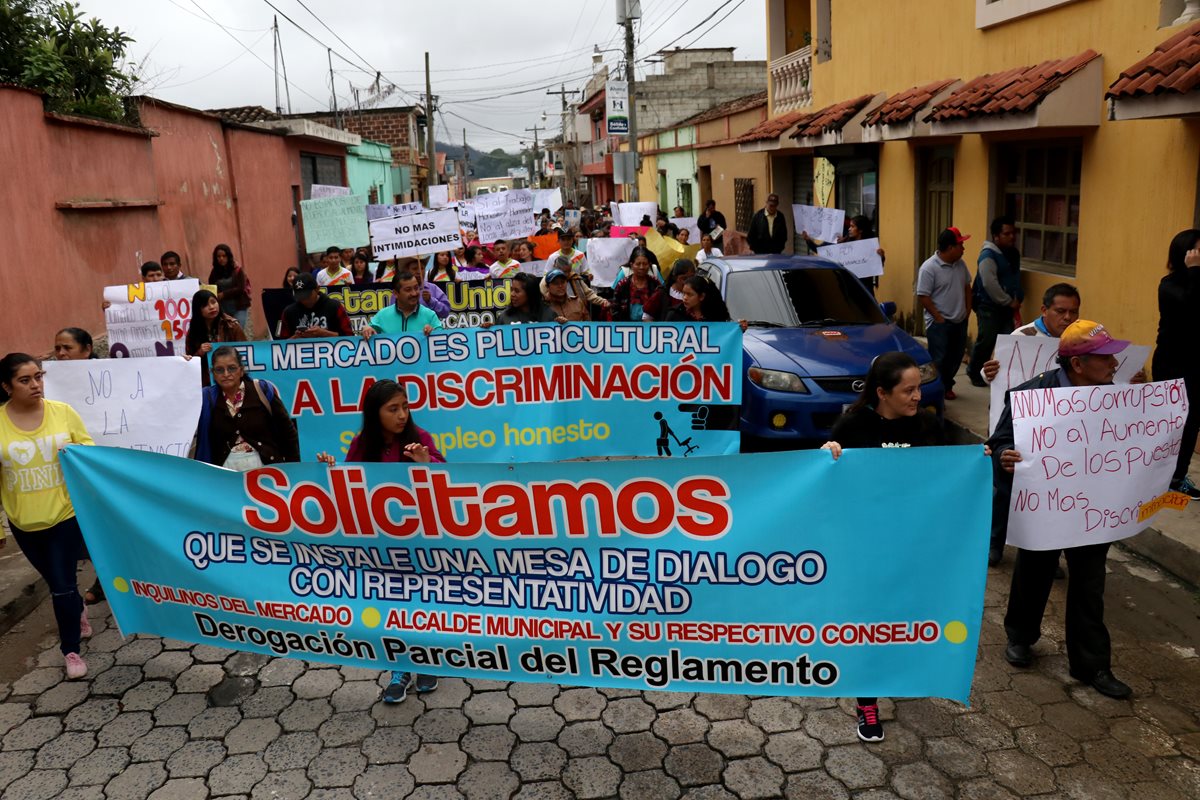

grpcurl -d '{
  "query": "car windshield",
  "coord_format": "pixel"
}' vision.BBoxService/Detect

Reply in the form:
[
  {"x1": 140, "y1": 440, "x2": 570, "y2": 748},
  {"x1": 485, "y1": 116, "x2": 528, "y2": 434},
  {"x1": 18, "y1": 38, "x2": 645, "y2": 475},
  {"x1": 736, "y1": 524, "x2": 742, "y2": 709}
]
[{"x1": 725, "y1": 268, "x2": 887, "y2": 327}]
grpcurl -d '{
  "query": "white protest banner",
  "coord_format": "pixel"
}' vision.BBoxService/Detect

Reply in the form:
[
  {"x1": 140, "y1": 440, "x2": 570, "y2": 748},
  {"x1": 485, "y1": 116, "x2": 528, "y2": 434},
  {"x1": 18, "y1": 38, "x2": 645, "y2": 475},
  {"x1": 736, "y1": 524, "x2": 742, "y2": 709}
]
[
  {"x1": 614, "y1": 201, "x2": 658, "y2": 227},
  {"x1": 532, "y1": 188, "x2": 563, "y2": 214},
  {"x1": 670, "y1": 216, "x2": 702, "y2": 243},
  {"x1": 368, "y1": 209, "x2": 462, "y2": 260},
  {"x1": 817, "y1": 237, "x2": 884, "y2": 279},
  {"x1": 300, "y1": 194, "x2": 369, "y2": 252},
  {"x1": 310, "y1": 184, "x2": 351, "y2": 199},
  {"x1": 428, "y1": 184, "x2": 450, "y2": 208},
  {"x1": 475, "y1": 189, "x2": 536, "y2": 243},
  {"x1": 989, "y1": 335, "x2": 1151, "y2": 434},
  {"x1": 1006, "y1": 380, "x2": 1189, "y2": 550},
  {"x1": 367, "y1": 202, "x2": 423, "y2": 221},
  {"x1": 584, "y1": 237, "x2": 638, "y2": 284},
  {"x1": 43, "y1": 357, "x2": 201, "y2": 457},
  {"x1": 521, "y1": 259, "x2": 552, "y2": 277},
  {"x1": 606, "y1": 80, "x2": 629, "y2": 135},
  {"x1": 104, "y1": 278, "x2": 200, "y2": 358},
  {"x1": 793, "y1": 204, "x2": 845, "y2": 243},
  {"x1": 564, "y1": 209, "x2": 581, "y2": 229}
]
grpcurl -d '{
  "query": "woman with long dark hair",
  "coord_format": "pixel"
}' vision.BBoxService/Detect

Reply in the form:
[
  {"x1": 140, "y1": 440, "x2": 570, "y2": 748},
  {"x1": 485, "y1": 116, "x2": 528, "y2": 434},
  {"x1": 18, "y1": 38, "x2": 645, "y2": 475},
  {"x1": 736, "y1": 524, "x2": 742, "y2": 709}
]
[
  {"x1": 185, "y1": 290, "x2": 246, "y2": 385},
  {"x1": 54, "y1": 328, "x2": 99, "y2": 361},
  {"x1": 646, "y1": 259, "x2": 695, "y2": 321},
  {"x1": 349, "y1": 252, "x2": 374, "y2": 285},
  {"x1": 665, "y1": 276, "x2": 738, "y2": 324},
  {"x1": 282, "y1": 267, "x2": 300, "y2": 290},
  {"x1": 0, "y1": 353, "x2": 94, "y2": 679},
  {"x1": 208, "y1": 244, "x2": 251, "y2": 329},
  {"x1": 491, "y1": 272, "x2": 558, "y2": 325},
  {"x1": 612, "y1": 247, "x2": 663, "y2": 322},
  {"x1": 820, "y1": 352, "x2": 943, "y2": 743},
  {"x1": 426, "y1": 252, "x2": 457, "y2": 283},
  {"x1": 1153, "y1": 228, "x2": 1200, "y2": 498},
  {"x1": 317, "y1": 380, "x2": 443, "y2": 703}
]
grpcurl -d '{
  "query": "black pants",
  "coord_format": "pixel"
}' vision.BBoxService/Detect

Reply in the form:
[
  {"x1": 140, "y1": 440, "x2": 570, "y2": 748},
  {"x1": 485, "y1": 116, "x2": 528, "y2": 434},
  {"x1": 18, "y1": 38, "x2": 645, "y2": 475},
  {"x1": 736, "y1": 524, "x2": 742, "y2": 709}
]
[
  {"x1": 1004, "y1": 542, "x2": 1111, "y2": 679},
  {"x1": 1172, "y1": 375, "x2": 1199, "y2": 483},
  {"x1": 967, "y1": 304, "x2": 1015, "y2": 380},
  {"x1": 990, "y1": 477, "x2": 1011, "y2": 553},
  {"x1": 11, "y1": 517, "x2": 85, "y2": 655},
  {"x1": 925, "y1": 319, "x2": 968, "y2": 391}
]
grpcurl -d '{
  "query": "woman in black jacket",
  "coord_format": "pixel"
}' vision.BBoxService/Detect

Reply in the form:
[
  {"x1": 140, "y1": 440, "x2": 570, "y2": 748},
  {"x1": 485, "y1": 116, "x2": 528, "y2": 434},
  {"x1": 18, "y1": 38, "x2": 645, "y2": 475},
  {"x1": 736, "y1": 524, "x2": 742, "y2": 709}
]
[
  {"x1": 195, "y1": 347, "x2": 299, "y2": 470},
  {"x1": 1152, "y1": 228, "x2": 1200, "y2": 498}
]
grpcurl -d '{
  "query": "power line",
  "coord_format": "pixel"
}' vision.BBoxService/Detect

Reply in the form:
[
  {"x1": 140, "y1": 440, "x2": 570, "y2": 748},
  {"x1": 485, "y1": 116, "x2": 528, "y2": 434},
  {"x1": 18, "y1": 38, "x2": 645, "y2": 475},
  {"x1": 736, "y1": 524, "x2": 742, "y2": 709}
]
[
  {"x1": 441, "y1": 108, "x2": 526, "y2": 141},
  {"x1": 679, "y1": 0, "x2": 748, "y2": 49},
  {"x1": 256, "y1": 0, "x2": 381, "y2": 83},
  {"x1": 639, "y1": 0, "x2": 738, "y2": 59}
]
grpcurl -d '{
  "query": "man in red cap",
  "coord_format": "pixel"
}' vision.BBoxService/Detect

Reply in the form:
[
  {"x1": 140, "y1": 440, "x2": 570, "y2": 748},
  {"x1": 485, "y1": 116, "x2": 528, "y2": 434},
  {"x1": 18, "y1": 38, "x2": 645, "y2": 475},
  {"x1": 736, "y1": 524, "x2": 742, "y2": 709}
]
[
  {"x1": 916, "y1": 227, "x2": 972, "y2": 399},
  {"x1": 987, "y1": 319, "x2": 1134, "y2": 699}
]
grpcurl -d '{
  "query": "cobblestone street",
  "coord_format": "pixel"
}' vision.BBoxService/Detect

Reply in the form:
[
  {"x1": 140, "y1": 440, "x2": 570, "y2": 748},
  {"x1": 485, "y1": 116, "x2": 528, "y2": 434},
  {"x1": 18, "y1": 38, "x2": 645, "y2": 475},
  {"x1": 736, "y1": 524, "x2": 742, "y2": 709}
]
[{"x1": 0, "y1": 547, "x2": 1197, "y2": 800}]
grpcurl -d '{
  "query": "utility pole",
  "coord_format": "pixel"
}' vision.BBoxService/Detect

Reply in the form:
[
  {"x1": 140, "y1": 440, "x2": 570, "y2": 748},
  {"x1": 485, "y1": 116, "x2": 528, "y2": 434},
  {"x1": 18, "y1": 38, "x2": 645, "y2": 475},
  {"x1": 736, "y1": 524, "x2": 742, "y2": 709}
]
[
  {"x1": 622, "y1": 1, "x2": 640, "y2": 202},
  {"x1": 462, "y1": 128, "x2": 470, "y2": 200},
  {"x1": 546, "y1": 83, "x2": 577, "y2": 202},
  {"x1": 272, "y1": 17, "x2": 281, "y2": 114},
  {"x1": 524, "y1": 125, "x2": 545, "y2": 189},
  {"x1": 327, "y1": 48, "x2": 339, "y2": 127},
  {"x1": 425, "y1": 51, "x2": 436, "y2": 205}
]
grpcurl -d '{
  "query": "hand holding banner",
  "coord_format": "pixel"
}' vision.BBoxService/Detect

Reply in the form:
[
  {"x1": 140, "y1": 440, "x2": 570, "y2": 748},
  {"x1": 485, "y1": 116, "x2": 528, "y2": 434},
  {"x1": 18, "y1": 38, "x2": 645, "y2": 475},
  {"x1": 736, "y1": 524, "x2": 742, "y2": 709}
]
[
  {"x1": 1007, "y1": 379, "x2": 1188, "y2": 550},
  {"x1": 793, "y1": 204, "x2": 845, "y2": 243}
]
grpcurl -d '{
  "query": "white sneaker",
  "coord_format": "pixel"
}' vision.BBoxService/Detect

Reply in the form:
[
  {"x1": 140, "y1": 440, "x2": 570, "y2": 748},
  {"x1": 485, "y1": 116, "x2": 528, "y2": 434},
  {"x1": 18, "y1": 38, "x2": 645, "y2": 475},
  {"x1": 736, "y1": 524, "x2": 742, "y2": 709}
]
[
  {"x1": 64, "y1": 652, "x2": 87, "y2": 680},
  {"x1": 80, "y1": 607, "x2": 92, "y2": 638}
]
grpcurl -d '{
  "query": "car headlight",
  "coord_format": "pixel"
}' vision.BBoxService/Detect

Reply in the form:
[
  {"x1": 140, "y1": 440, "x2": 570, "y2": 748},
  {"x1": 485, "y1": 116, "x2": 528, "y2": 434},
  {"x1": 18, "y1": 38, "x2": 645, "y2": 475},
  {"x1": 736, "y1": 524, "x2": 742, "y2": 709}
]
[
  {"x1": 748, "y1": 367, "x2": 809, "y2": 393},
  {"x1": 918, "y1": 362, "x2": 939, "y2": 384}
]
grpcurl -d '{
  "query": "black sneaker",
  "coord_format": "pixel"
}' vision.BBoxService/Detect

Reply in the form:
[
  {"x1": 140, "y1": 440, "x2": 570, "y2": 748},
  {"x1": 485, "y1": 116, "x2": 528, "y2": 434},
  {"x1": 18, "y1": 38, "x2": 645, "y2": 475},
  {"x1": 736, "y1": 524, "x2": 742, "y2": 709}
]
[
  {"x1": 383, "y1": 671, "x2": 412, "y2": 703},
  {"x1": 988, "y1": 545, "x2": 1004, "y2": 567},
  {"x1": 967, "y1": 373, "x2": 987, "y2": 388},
  {"x1": 1170, "y1": 476, "x2": 1200, "y2": 500},
  {"x1": 856, "y1": 704, "x2": 884, "y2": 742},
  {"x1": 415, "y1": 674, "x2": 439, "y2": 694}
]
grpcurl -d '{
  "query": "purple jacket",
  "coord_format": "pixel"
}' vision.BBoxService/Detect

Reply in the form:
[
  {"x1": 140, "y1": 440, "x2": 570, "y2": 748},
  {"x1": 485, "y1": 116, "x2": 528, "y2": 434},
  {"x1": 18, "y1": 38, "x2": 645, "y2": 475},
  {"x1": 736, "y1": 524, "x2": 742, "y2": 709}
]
[{"x1": 422, "y1": 280, "x2": 450, "y2": 319}]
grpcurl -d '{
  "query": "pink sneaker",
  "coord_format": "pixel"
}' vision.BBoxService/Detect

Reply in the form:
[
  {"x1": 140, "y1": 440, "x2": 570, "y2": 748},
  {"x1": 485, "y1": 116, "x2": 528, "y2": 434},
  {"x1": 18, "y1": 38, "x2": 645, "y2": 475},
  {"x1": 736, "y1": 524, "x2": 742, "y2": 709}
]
[
  {"x1": 80, "y1": 607, "x2": 92, "y2": 638},
  {"x1": 64, "y1": 652, "x2": 87, "y2": 680}
]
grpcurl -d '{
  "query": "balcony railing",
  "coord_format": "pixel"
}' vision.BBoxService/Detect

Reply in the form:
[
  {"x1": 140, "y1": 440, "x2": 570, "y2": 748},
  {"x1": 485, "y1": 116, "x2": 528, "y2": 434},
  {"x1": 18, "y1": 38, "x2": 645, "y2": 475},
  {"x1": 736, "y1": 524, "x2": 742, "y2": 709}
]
[
  {"x1": 770, "y1": 46, "x2": 813, "y2": 114},
  {"x1": 581, "y1": 138, "x2": 611, "y2": 165}
]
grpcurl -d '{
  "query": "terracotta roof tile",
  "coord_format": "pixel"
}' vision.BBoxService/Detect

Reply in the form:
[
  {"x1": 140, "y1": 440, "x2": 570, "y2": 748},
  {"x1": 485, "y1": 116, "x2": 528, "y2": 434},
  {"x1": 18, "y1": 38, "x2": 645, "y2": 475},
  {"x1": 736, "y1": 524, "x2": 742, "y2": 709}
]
[
  {"x1": 682, "y1": 91, "x2": 768, "y2": 126},
  {"x1": 862, "y1": 78, "x2": 958, "y2": 127},
  {"x1": 207, "y1": 105, "x2": 282, "y2": 124},
  {"x1": 736, "y1": 108, "x2": 811, "y2": 142},
  {"x1": 789, "y1": 94, "x2": 877, "y2": 138},
  {"x1": 1108, "y1": 22, "x2": 1200, "y2": 98},
  {"x1": 926, "y1": 50, "x2": 1099, "y2": 122}
]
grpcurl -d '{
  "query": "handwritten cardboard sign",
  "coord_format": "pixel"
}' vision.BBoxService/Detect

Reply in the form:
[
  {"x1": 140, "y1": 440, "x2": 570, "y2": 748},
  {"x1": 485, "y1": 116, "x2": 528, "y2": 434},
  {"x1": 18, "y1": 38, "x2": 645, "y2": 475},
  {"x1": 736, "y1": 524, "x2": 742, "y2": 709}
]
[
  {"x1": 368, "y1": 209, "x2": 462, "y2": 260},
  {"x1": 43, "y1": 356, "x2": 202, "y2": 457},
  {"x1": 367, "y1": 202, "x2": 423, "y2": 221},
  {"x1": 310, "y1": 184, "x2": 351, "y2": 199},
  {"x1": 104, "y1": 279, "x2": 200, "y2": 358},
  {"x1": 614, "y1": 201, "x2": 659, "y2": 227},
  {"x1": 584, "y1": 238, "x2": 639, "y2": 284},
  {"x1": 793, "y1": 204, "x2": 845, "y2": 243},
  {"x1": 564, "y1": 209, "x2": 582, "y2": 229},
  {"x1": 1007, "y1": 379, "x2": 1188, "y2": 550},
  {"x1": 989, "y1": 335, "x2": 1152, "y2": 433},
  {"x1": 476, "y1": 189, "x2": 536, "y2": 243},
  {"x1": 817, "y1": 238, "x2": 884, "y2": 279},
  {"x1": 300, "y1": 194, "x2": 369, "y2": 253}
]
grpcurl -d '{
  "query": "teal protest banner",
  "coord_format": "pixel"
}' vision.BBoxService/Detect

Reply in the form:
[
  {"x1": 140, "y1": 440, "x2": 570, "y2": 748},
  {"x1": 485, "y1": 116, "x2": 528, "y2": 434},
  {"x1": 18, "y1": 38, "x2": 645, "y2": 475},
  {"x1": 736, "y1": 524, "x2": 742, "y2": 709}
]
[
  {"x1": 62, "y1": 445, "x2": 990, "y2": 700},
  {"x1": 224, "y1": 323, "x2": 742, "y2": 462}
]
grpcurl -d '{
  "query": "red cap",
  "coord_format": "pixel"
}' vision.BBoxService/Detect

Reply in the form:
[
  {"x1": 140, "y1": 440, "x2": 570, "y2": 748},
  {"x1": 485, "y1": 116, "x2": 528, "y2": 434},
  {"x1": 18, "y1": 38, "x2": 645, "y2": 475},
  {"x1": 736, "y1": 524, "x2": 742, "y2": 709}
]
[{"x1": 946, "y1": 226, "x2": 971, "y2": 243}]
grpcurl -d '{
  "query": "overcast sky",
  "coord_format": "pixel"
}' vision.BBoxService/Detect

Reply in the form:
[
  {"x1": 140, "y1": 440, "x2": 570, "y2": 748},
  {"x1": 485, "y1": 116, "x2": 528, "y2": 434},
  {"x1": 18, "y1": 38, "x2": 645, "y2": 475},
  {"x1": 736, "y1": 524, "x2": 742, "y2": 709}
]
[{"x1": 87, "y1": 0, "x2": 766, "y2": 151}]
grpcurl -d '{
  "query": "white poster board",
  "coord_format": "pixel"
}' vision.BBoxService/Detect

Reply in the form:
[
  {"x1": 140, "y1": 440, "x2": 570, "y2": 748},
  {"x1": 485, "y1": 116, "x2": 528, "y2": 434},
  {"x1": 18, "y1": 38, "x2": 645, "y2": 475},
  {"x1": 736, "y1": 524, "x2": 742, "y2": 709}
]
[
  {"x1": 614, "y1": 202, "x2": 658, "y2": 227},
  {"x1": 1006, "y1": 379, "x2": 1188, "y2": 550},
  {"x1": 310, "y1": 184, "x2": 351, "y2": 199},
  {"x1": 368, "y1": 202, "x2": 423, "y2": 221},
  {"x1": 521, "y1": 259, "x2": 552, "y2": 277},
  {"x1": 104, "y1": 279, "x2": 200, "y2": 358},
  {"x1": 532, "y1": 188, "x2": 563, "y2": 215},
  {"x1": 817, "y1": 238, "x2": 884, "y2": 279},
  {"x1": 989, "y1": 335, "x2": 1152, "y2": 433},
  {"x1": 669, "y1": 217, "x2": 702, "y2": 243},
  {"x1": 583, "y1": 238, "x2": 638, "y2": 285},
  {"x1": 793, "y1": 204, "x2": 845, "y2": 243},
  {"x1": 43, "y1": 357, "x2": 202, "y2": 457},
  {"x1": 475, "y1": 189, "x2": 536, "y2": 243},
  {"x1": 564, "y1": 209, "x2": 582, "y2": 230},
  {"x1": 456, "y1": 200, "x2": 477, "y2": 229},
  {"x1": 368, "y1": 209, "x2": 462, "y2": 260},
  {"x1": 428, "y1": 184, "x2": 450, "y2": 208}
]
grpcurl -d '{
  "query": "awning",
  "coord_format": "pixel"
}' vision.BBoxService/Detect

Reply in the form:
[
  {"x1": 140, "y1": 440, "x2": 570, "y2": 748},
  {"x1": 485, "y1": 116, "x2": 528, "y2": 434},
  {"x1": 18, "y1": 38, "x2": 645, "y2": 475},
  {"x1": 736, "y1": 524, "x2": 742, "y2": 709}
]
[
  {"x1": 1107, "y1": 22, "x2": 1200, "y2": 121},
  {"x1": 861, "y1": 79, "x2": 961, "y2": 142},
  {"x1": 736, "y1": 108, "x2": 815, "y2": 153},
  {"x1": 789, "y1": 93, "x2": 885, "y2": 148},
  {"x1": 925, "y1": 50, "x2": 1102, "y2": 135}
]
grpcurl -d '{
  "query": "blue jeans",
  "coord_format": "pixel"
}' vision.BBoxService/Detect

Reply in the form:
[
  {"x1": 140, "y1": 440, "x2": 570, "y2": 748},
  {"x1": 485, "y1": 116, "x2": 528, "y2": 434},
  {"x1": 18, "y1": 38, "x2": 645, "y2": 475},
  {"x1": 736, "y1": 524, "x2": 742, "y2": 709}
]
[
  {"x1": 925, "y1": 319, "x2": 968, "y2": 391},
  {"x1": 11, "y1": 517, "x2": 85, "y2": 655}
]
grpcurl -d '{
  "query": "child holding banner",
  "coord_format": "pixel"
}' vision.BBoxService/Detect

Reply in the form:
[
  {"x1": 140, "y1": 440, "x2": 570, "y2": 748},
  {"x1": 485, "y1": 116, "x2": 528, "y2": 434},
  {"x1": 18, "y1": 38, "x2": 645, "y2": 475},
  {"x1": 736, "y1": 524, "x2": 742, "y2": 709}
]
[
  {"x1": 822, "y1": 352, "x2": 946, "y2": 742},
  {"x1": 0, "y1": 353, "x2": 94, "y2": 679},
  {"x1": 317, "y1": 380, "x2": 444, "y2": 703}
]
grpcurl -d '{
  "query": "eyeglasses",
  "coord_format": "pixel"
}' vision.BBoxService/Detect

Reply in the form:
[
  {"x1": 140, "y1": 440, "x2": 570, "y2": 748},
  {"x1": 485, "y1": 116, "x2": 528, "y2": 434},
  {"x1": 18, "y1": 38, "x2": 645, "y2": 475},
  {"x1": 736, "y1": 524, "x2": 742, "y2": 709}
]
[{"x1": 212, "y1": 366, "x2": 241, "y2": 375}]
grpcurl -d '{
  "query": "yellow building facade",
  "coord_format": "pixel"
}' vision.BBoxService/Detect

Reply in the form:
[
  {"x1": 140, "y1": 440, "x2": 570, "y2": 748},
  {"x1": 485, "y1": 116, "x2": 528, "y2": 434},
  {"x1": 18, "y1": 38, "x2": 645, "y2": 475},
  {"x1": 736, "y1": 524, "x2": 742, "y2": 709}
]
[{"x1": 748, "y1": 0, "x2": 1200, "y2": 349}]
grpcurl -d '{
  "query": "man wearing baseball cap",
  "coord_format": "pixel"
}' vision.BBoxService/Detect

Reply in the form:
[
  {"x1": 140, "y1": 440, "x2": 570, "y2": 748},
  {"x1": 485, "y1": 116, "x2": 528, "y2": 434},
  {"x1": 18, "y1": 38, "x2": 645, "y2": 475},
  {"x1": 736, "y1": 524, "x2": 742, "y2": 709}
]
[
  {"x1": 987, "y1": 320, "x2": 1133, "y2": 699},
  {"x1": 916, "y1": 227, "x2": 972, "y2": 399},
  {"x1": 279, "y1": 272, "x2": 354, "y2": 339}
]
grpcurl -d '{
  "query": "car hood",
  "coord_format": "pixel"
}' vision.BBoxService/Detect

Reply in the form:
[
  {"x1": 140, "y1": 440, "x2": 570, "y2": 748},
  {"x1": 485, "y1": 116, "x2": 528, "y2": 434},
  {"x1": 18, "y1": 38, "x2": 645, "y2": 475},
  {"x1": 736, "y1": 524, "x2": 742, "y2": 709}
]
[{"x1": 743, "y1": 324, "x2": 929, "y2": 377}]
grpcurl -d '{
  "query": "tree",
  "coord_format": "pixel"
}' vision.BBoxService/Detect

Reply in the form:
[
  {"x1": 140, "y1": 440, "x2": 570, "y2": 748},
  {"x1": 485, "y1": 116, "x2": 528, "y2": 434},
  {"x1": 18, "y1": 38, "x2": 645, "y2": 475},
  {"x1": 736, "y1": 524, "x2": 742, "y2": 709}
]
[{"x1": 0, "y1": 0, "x2": 135, "y2": 121}]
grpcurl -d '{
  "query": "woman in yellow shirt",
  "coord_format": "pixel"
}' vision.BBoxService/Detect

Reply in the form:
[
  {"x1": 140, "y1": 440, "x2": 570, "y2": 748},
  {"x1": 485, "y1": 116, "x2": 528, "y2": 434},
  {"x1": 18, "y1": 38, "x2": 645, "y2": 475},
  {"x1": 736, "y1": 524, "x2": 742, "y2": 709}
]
[{"x1": 0, "y1": 353, "x2": 94, "y2": 679}]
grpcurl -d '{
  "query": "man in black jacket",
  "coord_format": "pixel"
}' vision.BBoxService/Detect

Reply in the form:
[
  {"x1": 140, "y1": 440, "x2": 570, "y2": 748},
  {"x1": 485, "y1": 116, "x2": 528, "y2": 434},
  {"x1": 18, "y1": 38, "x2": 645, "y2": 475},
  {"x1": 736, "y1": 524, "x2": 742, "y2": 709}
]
[
  {"x1": 696, "y1": 200, "x2": 727, "y2": 249},
  {"x1": 747, "y1": 194, "x2": 788, "y2": 254},
  {"x1": 987, "y1": 319, "x2": 1133, "y2": 700}
]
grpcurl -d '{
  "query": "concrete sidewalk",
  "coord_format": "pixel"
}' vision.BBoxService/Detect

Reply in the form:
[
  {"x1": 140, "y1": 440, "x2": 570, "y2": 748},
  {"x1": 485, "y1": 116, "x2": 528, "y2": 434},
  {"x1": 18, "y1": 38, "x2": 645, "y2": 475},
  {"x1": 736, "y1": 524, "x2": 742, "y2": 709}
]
[{"x1": 943, "y1": 378, "x2": 1200, "y2": 587}]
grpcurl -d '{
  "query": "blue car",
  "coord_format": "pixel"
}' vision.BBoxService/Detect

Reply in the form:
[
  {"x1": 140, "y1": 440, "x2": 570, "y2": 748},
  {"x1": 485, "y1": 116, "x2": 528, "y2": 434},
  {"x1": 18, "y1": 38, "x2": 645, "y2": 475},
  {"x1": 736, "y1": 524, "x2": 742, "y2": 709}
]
[{"x1": 696, "y1": 255, "x2": 944, "y2": 448}]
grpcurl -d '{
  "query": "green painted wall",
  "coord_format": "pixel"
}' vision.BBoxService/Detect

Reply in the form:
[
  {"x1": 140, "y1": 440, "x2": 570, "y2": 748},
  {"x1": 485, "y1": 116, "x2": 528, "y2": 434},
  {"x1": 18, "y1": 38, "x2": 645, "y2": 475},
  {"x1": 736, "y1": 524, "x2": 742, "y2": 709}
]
[
  {"x1": 347, "y1": 140, "x2": 395, "y2": 203},
  {"x1": 655, "y1": 127, "x2": 699, "y2": 216}
]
